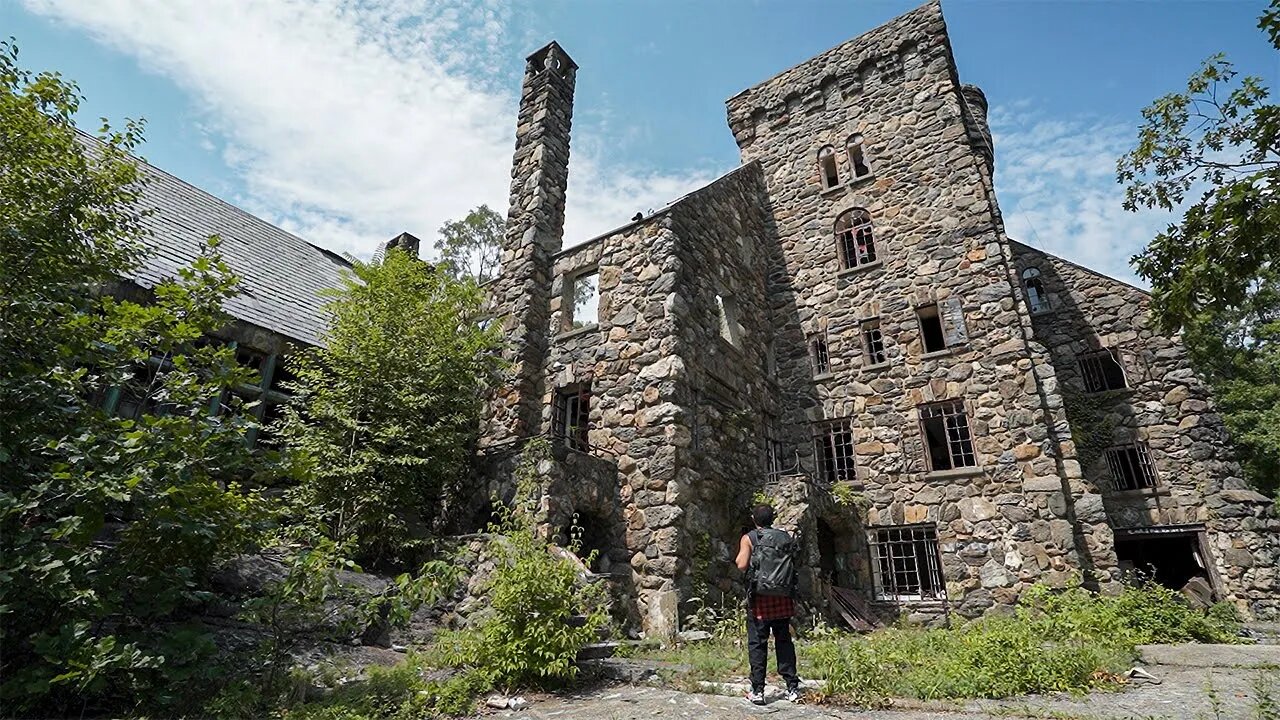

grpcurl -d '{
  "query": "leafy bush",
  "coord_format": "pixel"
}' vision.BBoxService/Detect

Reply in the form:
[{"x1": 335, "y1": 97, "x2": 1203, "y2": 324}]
[
  {"x1": 279, "y1": 249, "x2": 502, "y2": 571},
  {"x1": 282, "y1": 655, "x2": 492, "y2": 720}
]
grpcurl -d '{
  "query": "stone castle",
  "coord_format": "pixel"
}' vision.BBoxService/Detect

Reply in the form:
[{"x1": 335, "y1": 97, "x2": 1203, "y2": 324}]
[{"x1": 476, "y1": 1, "x2": 1278, "y2": 636}]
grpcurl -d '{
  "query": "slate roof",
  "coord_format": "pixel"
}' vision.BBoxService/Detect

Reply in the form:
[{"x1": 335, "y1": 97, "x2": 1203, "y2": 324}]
[{"x1": 120, "y1": 144, "x2": 351, "y2": 347}]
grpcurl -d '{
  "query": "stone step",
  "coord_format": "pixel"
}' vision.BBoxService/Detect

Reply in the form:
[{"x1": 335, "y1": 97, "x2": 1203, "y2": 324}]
[
  {"x1": 576, "y1": 642, "x2": 619, "y2": 661},
  {"x1": 1138, "y1": 643, "x2": 1280, "y2": 668}
]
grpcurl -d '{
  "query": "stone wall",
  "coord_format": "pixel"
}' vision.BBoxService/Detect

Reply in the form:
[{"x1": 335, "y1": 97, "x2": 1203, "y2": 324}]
[
  {"x1": 1013, "y1": 241, "x2": 1280, "y2": 619},
  {"x1": 722, "y1": 0, "x2": 1117, "y2": 619}
]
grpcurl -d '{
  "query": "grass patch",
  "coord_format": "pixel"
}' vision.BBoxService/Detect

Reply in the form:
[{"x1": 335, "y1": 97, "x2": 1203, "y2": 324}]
[{"x1": 631, "y1": 582, "x2": 1241, "y2": 707}]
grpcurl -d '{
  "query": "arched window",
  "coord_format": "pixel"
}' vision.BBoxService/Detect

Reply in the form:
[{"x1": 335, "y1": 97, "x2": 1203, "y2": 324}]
[
  {"x1": 818, "y1": 146, "x2": 839, "y2": 189},
  {"x1": 1022, "y1": 267, "x2": 1049, "y2": 313},
  {"x1": 835, "y1": 209, "x2": 877, "y2": 269},
  {"x1": 847, "y1": 134, "x2": 871, "y2": 179}
]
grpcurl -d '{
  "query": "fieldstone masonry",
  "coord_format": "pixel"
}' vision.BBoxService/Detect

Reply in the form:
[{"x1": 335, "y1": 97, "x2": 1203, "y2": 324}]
[{"x1": 479, "y1": 2, "x2": 1278, "y2": 635}]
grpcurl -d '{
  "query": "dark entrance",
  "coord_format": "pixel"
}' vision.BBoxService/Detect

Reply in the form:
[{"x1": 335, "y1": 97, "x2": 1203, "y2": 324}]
[{"x1": 1114, "y1": 525, "x2": 1214, "y2": 592}]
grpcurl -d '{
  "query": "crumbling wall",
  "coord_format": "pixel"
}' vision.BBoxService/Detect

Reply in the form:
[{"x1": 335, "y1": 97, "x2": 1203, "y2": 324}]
[{"x1": 1014, "y1": 242, "x2": 1280, "y2": 620}]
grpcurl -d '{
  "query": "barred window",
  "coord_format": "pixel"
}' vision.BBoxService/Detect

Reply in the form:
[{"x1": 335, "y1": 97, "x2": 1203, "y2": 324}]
[
  {"x1": 847, "y1": 133, "x2": 871, "y2": 179},
  {"x1": 813, "y1": 418, "x2": 856, "y2": 483},
  {"x1": 1079, "y1": 349, "x2": 1127, "y2": 392},
  {"x1": 552, "y1": 385, "x2": 591, "y2": 452},
  {"x1": 1022, "y1": 267, "x2": 1050, "y2": 313},
  {"x1": 862, "y1": 319, "x2": 886, "y2": 365},
  {"x1": 869, "y1": 524, "x2": 945, "y2": 601},
  {"x1": 810, "y1": 332, "x2": 831, "y2": 376},
  {"x1": 1105, "y1": 443, "x2": 1158, "y2": 491},
  {"x1": 818, "y1": 145, "x2": 840, "y2": 189},
  {"x1": 835, "y1": 208, "x2": 877, "y2": 270},
  {"x1": 765, "y1": 419, "x2": 786, "y2": 480},
  {"x1": 919, "y1": 400, "x2": 976, "y2": 471}
]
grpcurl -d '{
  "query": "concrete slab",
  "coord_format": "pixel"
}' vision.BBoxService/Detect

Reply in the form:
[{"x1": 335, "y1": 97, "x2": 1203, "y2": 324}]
[{"x1": 1139, "y1": 643, "x2": 1280, "y2": 668}]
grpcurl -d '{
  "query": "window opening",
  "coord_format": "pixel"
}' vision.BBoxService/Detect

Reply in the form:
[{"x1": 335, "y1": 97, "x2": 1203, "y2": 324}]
[
  {"x1": 847, "y1": 134, "x2": 871, "y2": 179},
  {"x1": 552, "y1": 385, "x2": 591, "y2": 451},
  {"x1": 1105, "y1": 443, "x2": 1158, "y2": 491},
  {"x1": 810, "y1": 331, "x2": 830, "y2": 376},
  {"x1": 813, "y1": 418, "x2": 856, "y2": 483},
  {"x1": 1022, "y1": 267, "x2": 1050, "y2": 313},
  {"x1": 567, "y1": 270, "x2": 599, "y2": 330},
  {"x1": 920, "y1": 400, "x2": 976, "y2": 471},
  {"x1": 1079, "y1": 349, "x2": 1127, "y2": 392},
  {"x1": 715, "y1": 294, "x2": 742, "y2": 346},
  {"x1": 869, "y1": 524, "x2": 945, "y2": 601},
  {"x1": 765, "y1": 418, "x2": 786, "y2": 480},
  {"x1": 835, "y1": 209, "x2": 876, "y2": 269},
  {"x1": 917, "y1": 304, "x2": 946, "y2": 353},
  {"x1": 818, "y1": 145, "x2": 839, "y2": 189},
  {"x1": 862, "y1": 319, "x2": 886, "y2": 365},
  {"x1": 1114, "y1": 526, "x2": 1213, "y2": 592}
]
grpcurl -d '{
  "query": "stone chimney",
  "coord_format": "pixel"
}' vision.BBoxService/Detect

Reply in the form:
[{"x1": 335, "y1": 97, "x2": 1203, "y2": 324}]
[
  {"x1": 481, "y1": 41, "x2": 578, "y2": 448},
  {"x1": 382, "y1": 231, "x2": 421, "y2": 259}
]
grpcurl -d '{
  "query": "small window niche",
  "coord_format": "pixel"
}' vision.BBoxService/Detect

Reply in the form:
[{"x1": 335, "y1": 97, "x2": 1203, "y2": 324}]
[
  {"x1": 847, "y1": 133, "x2": 871, "y2": 179},
  {"x1": 1022, "y1": 267, "x2": 1050, "y2": 314},
  {"x1": 818, "y1": 145, "x2": 840, "y2": 190},
  {"x1": 564, "y1": 269, "x2": 599, "y2": 331},
  {"x1": 1105, "y1": 443, "x2": 1158, "y2": 491},
  {"x1": 1079, "y1": 349, "x2": 1128, "y2": 393},
  {"x1": 836, "y1": 208, "x2": 877, "y2": 270},
  {"x1": 862, "y1": 319, "x2": 886, "y2": 366},
  {"x1": 917, "y1": 304, "x2": 947, "y2": 354},
  {"x1": 715, "y1": 293, "x2": 743, "y2": 346},
  {"x1": 809, "y1": 331, "x2": 831, "y2": 376},
  {"x1": 552, "y1": 384, "x2": 591, "y2": 452}
]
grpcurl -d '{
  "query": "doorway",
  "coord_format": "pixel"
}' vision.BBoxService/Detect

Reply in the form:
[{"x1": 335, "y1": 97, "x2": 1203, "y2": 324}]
[{"x1": 1113, "y1": 525, "x2": 1216, "y2": 593}]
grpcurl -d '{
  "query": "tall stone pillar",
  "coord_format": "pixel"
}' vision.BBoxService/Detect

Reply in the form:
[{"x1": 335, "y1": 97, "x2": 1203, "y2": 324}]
[{"x1": 481, "y1": 42, "x2": 577, "y2": 448}]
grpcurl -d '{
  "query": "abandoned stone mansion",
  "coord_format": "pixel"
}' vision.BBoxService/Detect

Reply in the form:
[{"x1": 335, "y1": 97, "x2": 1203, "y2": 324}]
[{"x1": 475, "y1": 1, "x2": 1279, "y2": 634}]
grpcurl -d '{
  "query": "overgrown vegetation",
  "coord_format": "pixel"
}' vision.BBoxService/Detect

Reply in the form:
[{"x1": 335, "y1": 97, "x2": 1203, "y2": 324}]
[
  {"x1": 632, "y1": 581, "x2": 1241, "y2": 707},
  {"x1": 279, "y1": 249, "x2": 501, "y2": 570},
  {"x1": 1117, "y1": 1, "x2": 1280, "y2": 496}
]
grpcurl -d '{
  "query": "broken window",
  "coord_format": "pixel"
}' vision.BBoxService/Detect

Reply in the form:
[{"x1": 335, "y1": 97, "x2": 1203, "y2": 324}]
[
  {"x1": 862, "y1": 319, "x2": 886, "y2": 365},
  {"x1": 716, "y1": 293, "x2": 743, "y2": 346},
  {"x1": 846, "y1": 133, "x2": 871, "y2": 179},
  {"x1": 809, "y1": 331, "x2": 830, "y2": 376},
  {"x1": 565, "y1": 269, "x2": 599, "y2": 330},
  {"x1": 916, "y1": 304, "x2": 947, "y2": 354},
  {"x1": 835, "y1": 208, "x2": 877, "y2": 270},
  {"x1": 1105, "y1": 443, "x2": 1158, "y2": 491},
  {"x1": 919, "y1": 400, "x2": 976, "y2": 471},
  {"x1": 1022, "y1": 267, "x2": 1050, "y2": 313},
  {"x1": 1114, "y1": 526, "x2": 1213, "y2": 592},
  {"x1": 552, "y1": 384, "x2": 591, "y2": 451},
  {"x1": 869, "y1": 523, "x2": 945, "y2": 601},
  {"x1": 818, "y1": 145, "x2": 840, "y2": 189},
  {"x1": 813, "y1": 418, "x2": 856, "y2": 483},
  {"x1": 765, "y1": 417, "x2": 786, "y2": 480},
  {"x1": 1079, "y1": 349, "x2": 1127, "y2": 392}
]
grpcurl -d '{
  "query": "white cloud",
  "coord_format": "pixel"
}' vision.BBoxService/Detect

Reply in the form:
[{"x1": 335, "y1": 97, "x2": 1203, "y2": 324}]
[
  {"x1": 24, "y1": 0, "x2": 716, "y2": 259},
  {"x1": 990, "y1": 104, "x2": 1181, "y2": 288}
]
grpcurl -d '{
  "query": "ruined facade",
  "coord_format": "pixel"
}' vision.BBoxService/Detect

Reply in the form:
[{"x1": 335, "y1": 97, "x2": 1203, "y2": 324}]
[{"x1": 480, "y1": 3, "x2": 1278, "y2": 635}]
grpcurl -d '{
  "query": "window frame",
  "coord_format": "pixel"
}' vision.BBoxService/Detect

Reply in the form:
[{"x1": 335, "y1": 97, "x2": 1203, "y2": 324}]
[
  {"x1": 835, "y1": 208, "x2": 877, "y2": 271},
  {"x1": 869, "y1": 523, "x2": 946, "y2": 602},
  {"x1": 916, "y1": 303, "x2": 947, "y2": 354},
  {"x1": 846, "y1": 133, "x2": 872, "y2": 180},
  {"x1": 818, "y1": 145, "x2": 840, "y2": 189},
  {"x1": 862, "y1": 319, "x2": 887, "y2": 366},
  {"x1": 1078, "y1": 349, "x2": 1128, "y2": 393},
  {"x1": 1104, "y1": 442, "x2": 1159, "y2": 491},
  {"x1": 812, "y1": 417, "x2": 856, "y2": 484},
  {"x1": 809, "y1": 330, "x2": 831, "y2": 376},
  {"x1": 563, "y1": 267, "x2": 600, "y2": 332},
  {"x1": 918, "y1": 400, "x2": 977, "y2": 472},
  {"x1": 552, "y1": 384, "x2": 592, "y2": 452},
  {"x1": 1022, "y1": 267, "x2": 1050, "y2": 314}
]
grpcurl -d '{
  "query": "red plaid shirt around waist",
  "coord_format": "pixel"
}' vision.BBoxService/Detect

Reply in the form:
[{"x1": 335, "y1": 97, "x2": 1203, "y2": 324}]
[{"x1": 750, "y1": 593, "x2": 795, "y2": 621}]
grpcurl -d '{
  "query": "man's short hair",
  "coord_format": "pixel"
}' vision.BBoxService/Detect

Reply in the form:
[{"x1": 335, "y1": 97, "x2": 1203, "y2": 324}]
[{"x1": 752, "y1": 504, "x2": 775, "y2": 528}]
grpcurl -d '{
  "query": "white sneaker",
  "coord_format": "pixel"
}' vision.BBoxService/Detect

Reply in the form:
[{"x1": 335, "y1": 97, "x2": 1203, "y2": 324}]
[
  {"x1": 784, "y1": 686, "x2": 802, "y2": 703},
  {"x1": 746, "y1": 688, "x2": 766, "y2": 706}
]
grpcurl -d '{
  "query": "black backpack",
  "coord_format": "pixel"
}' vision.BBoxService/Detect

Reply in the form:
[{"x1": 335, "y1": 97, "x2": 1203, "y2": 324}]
[{"x1": 749, "y1": 527, "x2": 798, "y2": 597}]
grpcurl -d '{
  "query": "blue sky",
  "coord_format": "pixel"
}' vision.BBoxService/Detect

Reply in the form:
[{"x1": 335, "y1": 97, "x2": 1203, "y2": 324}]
[{"x1": 5, "y1": 0, "x2": 1278, "y2": 284}]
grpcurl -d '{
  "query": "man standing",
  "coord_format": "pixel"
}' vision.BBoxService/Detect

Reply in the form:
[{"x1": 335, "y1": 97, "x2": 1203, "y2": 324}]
[{"x1": 735, "y1": 504, "x2": 802, "y2": 705}]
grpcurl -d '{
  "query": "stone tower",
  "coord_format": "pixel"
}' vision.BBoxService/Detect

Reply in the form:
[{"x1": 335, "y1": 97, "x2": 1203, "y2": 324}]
[{"x1": 482, "y1": 42, "x2": 578, "y2": 448}]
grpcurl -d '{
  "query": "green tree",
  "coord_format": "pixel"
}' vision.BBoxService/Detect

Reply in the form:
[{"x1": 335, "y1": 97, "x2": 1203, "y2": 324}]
[
  {"x1": 435, "y1": 204, "x2": 503, "y2": 283},
  {"x1": 279, "y1": 249, "x2": 501, "y2": 570},
  {"x1": 0, "y1": 41, "x2": 280, "y2": 715},
  {"x1": 1117, "y1": 4, "x2": 1280, "y2": 496}
]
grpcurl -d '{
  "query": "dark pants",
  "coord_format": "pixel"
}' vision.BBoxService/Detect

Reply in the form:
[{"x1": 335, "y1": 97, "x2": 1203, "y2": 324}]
[{"x1": 746, "y1": 613, "x2": 799, "y2": 691}]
